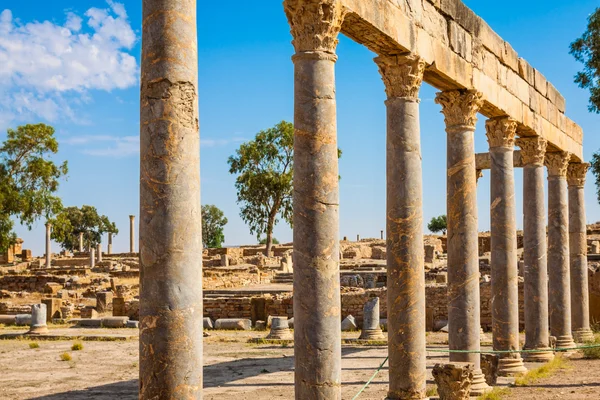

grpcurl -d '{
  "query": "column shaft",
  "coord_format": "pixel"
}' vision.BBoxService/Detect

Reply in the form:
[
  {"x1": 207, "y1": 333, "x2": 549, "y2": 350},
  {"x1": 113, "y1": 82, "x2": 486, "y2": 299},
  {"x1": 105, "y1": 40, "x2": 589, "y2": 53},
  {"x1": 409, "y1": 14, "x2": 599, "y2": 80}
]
[
  {"x1": 79, "y1": 232, "x2": 84, "y2": 253},
  {"x1": 129, "y1": 216, "x2": 135, "y2": 253},
  {"x1": 45, "y1": 224, "x2": 51, "y2": 268},
  {"x1": 108, "y1": 233, "x2": 113, "y2": 255},
  {"x1": 140, "y1": 0, "x2": 203, "y2": 398}
]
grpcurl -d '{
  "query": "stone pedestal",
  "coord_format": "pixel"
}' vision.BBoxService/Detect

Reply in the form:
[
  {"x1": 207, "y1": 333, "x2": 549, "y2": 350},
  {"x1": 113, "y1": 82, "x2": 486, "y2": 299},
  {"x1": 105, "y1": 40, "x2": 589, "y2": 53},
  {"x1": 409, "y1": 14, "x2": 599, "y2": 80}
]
[
  {"x1": 45, "y1": 223, "x2": 51, "y2": 268},
  {"x1": 96, "y1": 291, "x2": 113, "y2": 313},
  {"x1": 567, "y1": 163, "x2": 595, "y2": 343},
  {"x1": 432, "y1": 363, "x2": 474, "y2": 400},
  {"x1": 359, "y1": 297, "x2": 385, "y2": 340},
  {"x1": 486, "y1": 117, "x2": 527, "y2": 376},
  {"x1": 284, "y1": 1, "x2": 346, "y2": 398},
  {"x1": 546, "y1": 152, "x2": 577, "y2": 350},
  {"x1": 27, "y1": 304, "x2": 49, "y2": 335},
  {"x1": 139, "y1": 0, "x2": 203, "y2": 397},
  {"x1": 113, "y1": 297, "x2": 126, "y2": 317},
  {"x1": 436, "y1": 90, "x2": 490, "y2": 396},
  {"x1": 376, "y1": 53, "x2": 427, "y2": 400},
  {"x1": 266, "y1": 316, "x2": 293, "y2": 340},
  {"x1": 517, "y1": 137, "x2": 554, "y2": 362}
]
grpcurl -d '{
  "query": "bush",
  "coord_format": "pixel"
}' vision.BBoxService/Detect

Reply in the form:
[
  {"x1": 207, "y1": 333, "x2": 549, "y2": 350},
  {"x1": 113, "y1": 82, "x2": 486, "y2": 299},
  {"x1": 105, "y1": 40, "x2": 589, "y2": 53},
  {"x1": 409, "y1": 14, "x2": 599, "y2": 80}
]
[
  {"x1": 71, "y1": 342, "x2": 84, "y2": 351},
  {"x1": 28, "y1": 342, "x2": 39, "y2": 349},
  {"x1": 582, "y1": 335, "x2": 600, "y2": 359},
  {"x1": 59, "y1": 352, "x2": 72, "y2": 361}
]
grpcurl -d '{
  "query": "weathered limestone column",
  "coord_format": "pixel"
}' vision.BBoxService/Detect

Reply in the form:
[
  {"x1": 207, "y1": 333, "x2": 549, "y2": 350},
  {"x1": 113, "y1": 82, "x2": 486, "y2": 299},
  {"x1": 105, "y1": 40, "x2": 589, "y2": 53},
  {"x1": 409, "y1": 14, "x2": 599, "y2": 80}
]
[
  {"x1": 516, "y1": 137, "x2": 554, "y2": 362},
  {"x1": 546, "y1": 152, "x2": 577, "y2": 350},
  {"x1": 567, "y1": 162, "x2": 594, "y2": 343},
  {"x1": 359, "y1": 297, "x2": 385, "y2": 340},
  {"x1": 89, "y1": 247, "x2": 95, "y2": 268},
  {"x1": 97, "y1": 243, "x2": 102, "y2": 263},
  {"x1": 284, "y1": 1, "x2": 345, "y2": 398},
  {"x1": 435, "y1": 90, "x2": 489, "y2": 395},
  {"x1": 140, "y1": 0, "x2": 203, "y2": 398},
  {"x1": 375, "y1": 53, "x2": 427, "y2": 399},
  {"x1": 45, "y1": 223, "x2": 51, "y2": 268},
  {"x1": 486, "y1": 117, "x2": 527, "y2": 376},
  {"x1": 27, "y1": 304, "x2": 49, "y2": 335},
  {"x1": 79, "y1": 232, "x2": 84, "y2": 253},
  {"x1": 108, "y1": 233, "x2": 113, "y2": 255},
  {"x1": 129, "y1": 215, "x2": 135, "y2": 253}
]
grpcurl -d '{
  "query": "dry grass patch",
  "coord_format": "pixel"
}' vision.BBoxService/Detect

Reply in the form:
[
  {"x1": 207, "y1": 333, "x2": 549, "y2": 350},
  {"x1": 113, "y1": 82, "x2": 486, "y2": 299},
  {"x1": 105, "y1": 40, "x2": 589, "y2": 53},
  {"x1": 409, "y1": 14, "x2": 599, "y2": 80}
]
[
  {"x1": 477, "y1": 387, "x2": 510, "y2": 400},
  {"x1": 514, "y1": 356, "x2": 569, "y2": 386},
  {"x1": 28, "y1": 342, "x2": 40, "y2": 349}
]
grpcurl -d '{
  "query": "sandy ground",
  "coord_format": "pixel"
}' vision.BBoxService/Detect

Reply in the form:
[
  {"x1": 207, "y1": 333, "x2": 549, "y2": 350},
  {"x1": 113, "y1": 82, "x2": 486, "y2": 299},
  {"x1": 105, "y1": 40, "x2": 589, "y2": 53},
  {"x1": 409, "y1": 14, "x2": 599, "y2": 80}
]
[{"x1": 0, "y1": 327, "x2": 598, "y2": 399}]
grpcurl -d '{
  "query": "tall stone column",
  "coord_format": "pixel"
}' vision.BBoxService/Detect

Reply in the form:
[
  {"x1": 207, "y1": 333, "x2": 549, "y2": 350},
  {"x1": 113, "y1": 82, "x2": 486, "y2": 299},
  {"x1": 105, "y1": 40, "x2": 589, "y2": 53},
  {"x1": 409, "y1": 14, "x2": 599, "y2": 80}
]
[
  {"x1": 284, "y1": 1, "x2": 345, "y2": 398},
  {"x1": 435, "y1": 90, "x2": 489, "y2": 396},
  {"x1": 567, "y1": 162, "x2": 594, "y2": 343},
  {"x1": 45, "y1": 223, "x2": 51, "y2": 268},
  {"x1": 108, "y1": 233, "x2": 113, "y2": 255},
  {"x1": 375, "y1": 54, "x2": 427, "y2": 400},
  {"x1": 97, "y1": 243, "x2": 102, "y2": 263},
  {"x1": 486, "y1": 117, "x2": 527, "y2": 376},
  {"x1": 516, "y1": 137, "x2": 554, "y2": 362},
  {"x1": 79, "y1": 232, "x2": 84, "y2": 253},
  {"x1": 546, "y1": 152, "x2": 577, "y2": 350},
  {"x1": 140, "y1": 0, "x2": 203, "y2": 398},
  {"x1": 129, "y1": 215, "x2": 135, "y2": 253}
]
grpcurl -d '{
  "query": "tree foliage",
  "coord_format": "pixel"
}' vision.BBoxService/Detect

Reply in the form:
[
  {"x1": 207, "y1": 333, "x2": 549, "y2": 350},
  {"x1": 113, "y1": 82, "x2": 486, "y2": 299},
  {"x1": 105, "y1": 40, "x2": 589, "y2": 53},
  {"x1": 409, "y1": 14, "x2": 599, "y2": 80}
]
[
  {"x1": 0, "y1": 124, "x2": 68, "y2": 251},
  {"x1": 590, "y1": 152, "x2": 600, "y2": 205},
  {"x1": 228, "y1": 121, "x2": 294, "y2": 255},
  {"x1": 202, "y1": 205, "x2": 228, "y2": 249},
  {"x1": 49, "y1": 206, "x2": 118, "y2": 251},
  {"x1": 428, "y1": 215, "x2": 447, "y2": 235},
  {"x1": 570, "y1": 8, "x2": 600, "y2": 113}
]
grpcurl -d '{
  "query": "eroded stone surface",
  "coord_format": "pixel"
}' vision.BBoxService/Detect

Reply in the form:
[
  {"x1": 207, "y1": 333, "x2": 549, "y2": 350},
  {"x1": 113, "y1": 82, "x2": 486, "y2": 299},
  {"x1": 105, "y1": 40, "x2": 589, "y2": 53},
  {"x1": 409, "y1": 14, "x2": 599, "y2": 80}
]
[{"x1": 432, "y1": 362, "x2": 474, "y2": 400}]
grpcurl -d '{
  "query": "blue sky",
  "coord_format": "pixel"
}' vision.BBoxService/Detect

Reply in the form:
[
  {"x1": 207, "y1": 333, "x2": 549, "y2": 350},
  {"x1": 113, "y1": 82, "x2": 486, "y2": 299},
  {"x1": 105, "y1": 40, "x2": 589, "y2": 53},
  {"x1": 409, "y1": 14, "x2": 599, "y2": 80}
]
[{"x1": 1, "y1": 0, "x2": 599, "y2": 256}]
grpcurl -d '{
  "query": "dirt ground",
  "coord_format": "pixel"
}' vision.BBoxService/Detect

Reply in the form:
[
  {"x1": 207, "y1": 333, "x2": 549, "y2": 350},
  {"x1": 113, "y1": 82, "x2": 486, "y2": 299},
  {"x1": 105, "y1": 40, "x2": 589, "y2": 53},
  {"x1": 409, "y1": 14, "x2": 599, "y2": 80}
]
[{"x1": 0, "y1": 328, "x2": 599, "y2": 399}]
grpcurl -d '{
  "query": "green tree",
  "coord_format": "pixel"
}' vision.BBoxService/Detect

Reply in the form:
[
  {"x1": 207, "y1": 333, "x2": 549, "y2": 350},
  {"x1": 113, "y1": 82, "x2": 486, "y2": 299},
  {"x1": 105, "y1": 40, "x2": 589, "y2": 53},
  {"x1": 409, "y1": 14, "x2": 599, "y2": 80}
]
[
  {"x1": 428, "y1": 215, "x2": 447, "y2": 235},
  {"x1": 259, "y1": 237, "x2": 279, "y2": 245},
  {"x1": 49, "y1": 206, "x2": 118, "y2": 251},
  {"x1": 570, "y1": 8, "x2": 600, "y2": 113},
  {"x1": 201, "y1": 205, "x2": 228, "y2": 248},
  {"x1": 0, "y1": 124, "x2": 68, "y2": 252}
]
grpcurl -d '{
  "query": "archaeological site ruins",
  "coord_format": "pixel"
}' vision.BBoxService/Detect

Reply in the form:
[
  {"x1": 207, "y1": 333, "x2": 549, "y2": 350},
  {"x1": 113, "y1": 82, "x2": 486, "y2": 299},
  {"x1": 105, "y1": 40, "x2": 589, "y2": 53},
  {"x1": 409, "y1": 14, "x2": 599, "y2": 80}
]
[{"x1": 2, "y1": 0, "x2": 600, "y2": 399}]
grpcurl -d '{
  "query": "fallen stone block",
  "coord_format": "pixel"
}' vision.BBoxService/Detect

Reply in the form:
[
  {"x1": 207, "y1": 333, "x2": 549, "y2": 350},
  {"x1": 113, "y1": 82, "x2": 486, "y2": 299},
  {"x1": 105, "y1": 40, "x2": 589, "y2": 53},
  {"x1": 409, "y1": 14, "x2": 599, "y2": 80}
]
[
  {"x1": 255, "y1": 320, "x2": 267, "y2": 331},
  {"x1": 214, "y1": 318, "x2": 252, "y2": 330},
  {"x1": 288, "y1": 317, "x2": 294, "y2": 329},
  {"x1": 102, "y1": 317, "x2": 129, "y2": 328},
  {"x1": 126, "y1": 320, "x2": 139, "y2": 329},
  {"x1": 15, "y1": 314, "x2": 32, "y2": 326},
  {"x1": 481, "y1": 354, "x2": 499, "y2": 386},
  {"x1": 75, "y1": 318, "x2": 102, "y2": 328},
  {"x1": 432, "y1": 362, "x2": 474, "y2": 400},
  {"x1": 341, "y1": 315, "x2": 357, "y2": 331},
  {"x1": 203, "y1": 317, "x2": 214, "y2": 330},
  {"x1": 0, "y1": 315, "x2": 16, "y2": 325}
]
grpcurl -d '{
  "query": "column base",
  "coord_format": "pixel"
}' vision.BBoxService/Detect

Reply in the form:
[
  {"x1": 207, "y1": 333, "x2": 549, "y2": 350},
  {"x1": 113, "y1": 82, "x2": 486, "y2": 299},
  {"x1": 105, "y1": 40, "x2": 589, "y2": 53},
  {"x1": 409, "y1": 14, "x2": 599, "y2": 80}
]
[
  {"x1": 359, "y1": 328, "x2": 385, "y2": 340},
  {"x1": 555, "y1": 335, "x2": 577, "y2": 350},
  {"x1": 26, "y1": 326, "x2": 49, "y2": 335},
  {"x1": 469, "y1": 368, "x2": 492, "y2": 397},
  {"x1": 522, "y1": 348, "x2": 555, "y2": 363},
  {"x1": 497, "y1": 356, "x2": 528, "y2": 377},
  {"x1": 266, "y1": 328, "x2": 293, "y2": 340},
  {"x1": 573, "y1": 328, "x2": 595, "y2": 343}
]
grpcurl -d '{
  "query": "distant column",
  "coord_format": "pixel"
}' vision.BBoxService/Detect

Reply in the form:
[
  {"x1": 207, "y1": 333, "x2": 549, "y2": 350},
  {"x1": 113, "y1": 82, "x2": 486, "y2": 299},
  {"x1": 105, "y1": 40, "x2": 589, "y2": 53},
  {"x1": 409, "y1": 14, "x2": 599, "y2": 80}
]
[
  {"x1": 435, "y1": 89, "x2": 489, "y2": 396},
  {"x1": 546, "y1": 151, "x2": 576, "y2": 350},
  {"x1": 97, "y1": 243, "x2": 103, "y2": 263},
  {"x1": 45, "y1": 223, "x2": 51, "y2": 268},
  {"x1": 516, "y1": 137, "x2": 554, "y2": 362},
  {"x1": 79, "y1": 232, "x2": 84, "y2": 253},
  {"x1": 90, "y1": 247, "x2": 95, "y2": 268},
  {"x1": 108, "y1": 233, "x2": 113, "y2": 255},
  {"x1": 567, "y1": 162, "x2": 595, "y2": 343},
  {"x1": 486, "y1": 117, "x2": 527, "y2": 376},
  {"x1": 129, "y1": 215, "x2": 135, "y2": 253}
]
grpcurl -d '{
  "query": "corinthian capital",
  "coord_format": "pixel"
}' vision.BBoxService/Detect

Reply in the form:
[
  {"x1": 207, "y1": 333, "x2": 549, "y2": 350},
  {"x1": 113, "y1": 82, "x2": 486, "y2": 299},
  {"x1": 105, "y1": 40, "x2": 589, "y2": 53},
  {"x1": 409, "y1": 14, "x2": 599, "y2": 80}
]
[
  {"x1": 567, "y1": 163, "x2": 590, "y2": 187},
  {"x1": 516, "y1": 136, "x2": 547, "y2": 166},
  {"x1": 435, "y1": 90, "x2": 483, "y2": 131},
  {"x1": 284, "y1": 0, "x2": 346, "y2": 54},
  {"x1": 545, "y1": 151, "x2": 571, "y2": 177},
  {"x1": 374, "y1": 54, "x2": 427, "y2": 101},
  {"x1": 485, "y1": 117, "x2": 517, "y2": 149}
]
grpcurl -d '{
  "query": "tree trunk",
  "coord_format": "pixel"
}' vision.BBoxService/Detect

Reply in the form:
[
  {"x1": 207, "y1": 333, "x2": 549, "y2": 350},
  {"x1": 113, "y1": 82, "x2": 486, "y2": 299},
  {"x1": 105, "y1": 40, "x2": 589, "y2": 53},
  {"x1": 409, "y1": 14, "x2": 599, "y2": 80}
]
[{"x1": 265, "y1": 204, "x2": 279, "y2": 256}]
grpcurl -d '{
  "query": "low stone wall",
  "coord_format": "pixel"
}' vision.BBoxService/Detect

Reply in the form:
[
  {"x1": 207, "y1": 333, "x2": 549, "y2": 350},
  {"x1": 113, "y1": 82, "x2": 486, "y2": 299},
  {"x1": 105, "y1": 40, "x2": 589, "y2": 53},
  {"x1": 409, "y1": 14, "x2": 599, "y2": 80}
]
[{"x1": 0, "y1": 275, "x2": 67, "y2": 292}]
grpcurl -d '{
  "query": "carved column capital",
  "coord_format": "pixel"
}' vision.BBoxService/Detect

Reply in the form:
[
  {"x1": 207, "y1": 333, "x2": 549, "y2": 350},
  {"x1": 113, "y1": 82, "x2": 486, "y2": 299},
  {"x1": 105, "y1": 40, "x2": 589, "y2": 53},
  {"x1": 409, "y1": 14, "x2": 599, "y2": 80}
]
[
  {"x1": 374, "y1": 54, "x2": 427, "y2": 101},
  {"x1": 516, "y1": 136, "x2": 547, "y2": 166},
  {"x1": 435, "y1": 90, "x2": 484, "y2": 132},
  {"x1": 485, "y1": 117, "x2": 517, "y2": 149},
  {"x1": 567, "y1": 163, "x2": 590, "y2": 188},
  {"x1": 284, "y1": 0, "x2": 346, "y2": 56},
  {"x1": 545, "y1": 151, "x2": 571, "y2": 178}
]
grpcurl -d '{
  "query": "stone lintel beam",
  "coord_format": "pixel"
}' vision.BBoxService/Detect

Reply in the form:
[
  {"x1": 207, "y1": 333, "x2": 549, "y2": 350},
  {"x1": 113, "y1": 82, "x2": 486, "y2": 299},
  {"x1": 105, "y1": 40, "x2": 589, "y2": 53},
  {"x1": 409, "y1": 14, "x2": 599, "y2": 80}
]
[{"x1": 475, "y1": 151, "x2": 522, "y2": 171}]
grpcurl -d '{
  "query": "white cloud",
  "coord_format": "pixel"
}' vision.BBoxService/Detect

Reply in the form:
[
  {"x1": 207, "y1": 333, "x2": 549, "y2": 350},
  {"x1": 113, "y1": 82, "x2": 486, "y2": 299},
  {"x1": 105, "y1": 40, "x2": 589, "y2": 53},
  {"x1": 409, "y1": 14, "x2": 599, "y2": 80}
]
[
  {"x1": 64, "y1": 134, "x2": 139, "y2": 158},
  {"x1": 201, "y1": 136, "x2": 247, "y2": 148},
  {"x1": 0, "y1": 1, "x2": 138, "y2": 127}
]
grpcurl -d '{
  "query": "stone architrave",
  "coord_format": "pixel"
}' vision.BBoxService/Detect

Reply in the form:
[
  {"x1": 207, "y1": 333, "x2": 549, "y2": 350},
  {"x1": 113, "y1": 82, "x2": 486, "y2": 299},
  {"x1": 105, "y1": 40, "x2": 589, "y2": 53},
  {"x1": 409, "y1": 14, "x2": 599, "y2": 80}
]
[
  {"x1": 485, "y1": 117, "x2": 527, "y2": 376},
  {"x1": 284, "y1": 1, "x2": 346, "y2": 399},
  {"x1": 139, "y1": 0, "x2": 203, "y2": 398},
  {"x1": 435, "y1": 90, "x2": 490, "y2": 396},
  {"x1": 545, "y1": 152, "x2": 577, "y2": 350},
  {"x1": 27, "y1": 304, "x2": 49, "y2": 335},
  {"x1": 45, "y1": 223, "x2": 51, "y2": 268},
  {"x1": 375, "y1": 53, "x2": 427, "y2": 399},
  {"x1": 567, "y1": 163, "x2": 595, "y2": 343},
  {"x1": 359, "y1": 297, "x2": 385, "y2": 340},
  {"x1": 129, "y1": 215, "x2": 135, "y2": 253},
  {"x1": 516, "y1": 137, "x2": 554, "y2": 362}
]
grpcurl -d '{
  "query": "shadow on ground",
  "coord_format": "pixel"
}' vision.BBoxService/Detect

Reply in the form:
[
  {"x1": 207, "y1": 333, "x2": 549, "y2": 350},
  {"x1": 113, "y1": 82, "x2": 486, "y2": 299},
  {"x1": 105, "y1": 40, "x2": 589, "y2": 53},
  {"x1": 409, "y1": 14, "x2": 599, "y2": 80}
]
[{"x1": 30, "y1": 381, "x2": 138, "y2": 400}]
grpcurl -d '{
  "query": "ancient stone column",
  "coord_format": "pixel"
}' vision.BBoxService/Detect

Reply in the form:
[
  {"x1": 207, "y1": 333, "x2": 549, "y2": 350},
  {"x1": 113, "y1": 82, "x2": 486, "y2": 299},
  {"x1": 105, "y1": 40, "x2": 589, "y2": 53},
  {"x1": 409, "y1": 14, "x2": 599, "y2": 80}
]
[
  {"x1": 140, "y1": 0, "x2": 203, "y2": 398},
  {"x1": 435, "y1": 90, "x2": 489, "y2": 395},
  {"x1": 45, "y1": 223, "x2": 51, "y2": 268},
  {"x1": 546, "y1": 151, "x2": 577, "y2": 350},
  {"x1": 284, "y1": 1, "x2": 345, "y2": 398},
  {"x1": 567, "y1": 162, "x2": 595, "y2": 343},
  {"x1": 96, "y1": 243, "x2": 102, "y2": 263},
  {"x1": 486, "y1": 117, "x2": 527, "y2": 376},
  {"x1": 27, "y1": 304, "x2": 49, "y2": 335},
  {"x1": 375, "y1": 53, "x2": 427, "y2": 399},
  {"x1": 359, "y1": 297, "x2": 385, "y2": 340},
  {"x1": 129, "y1": 215, "x2": 135, "y2": 253},
  {"x1": 79, "y1": 232, "x2": 84, "y2": 253},
  {"x1": 516, "y1": 137, "x2": 554, "y2": 362},
  {"x1": 89, "y1": 247, "x2": 95, "y2": 268},
  {"x1": 108, "y1": 233, "x2": 113, "y2": 255}
]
